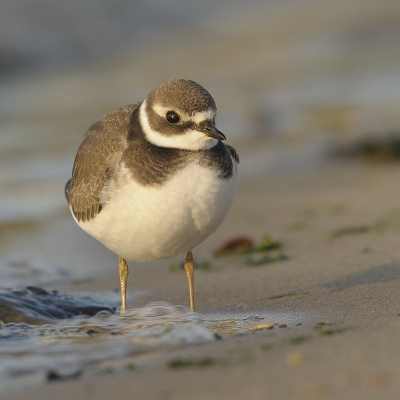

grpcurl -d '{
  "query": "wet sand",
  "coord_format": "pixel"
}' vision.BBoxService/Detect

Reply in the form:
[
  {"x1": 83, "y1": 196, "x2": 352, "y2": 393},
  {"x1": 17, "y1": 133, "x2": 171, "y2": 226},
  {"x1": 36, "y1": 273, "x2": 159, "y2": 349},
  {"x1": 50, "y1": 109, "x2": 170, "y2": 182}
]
[{"x1": 3, "y1": 160, "x2": 400, "y2": 400}]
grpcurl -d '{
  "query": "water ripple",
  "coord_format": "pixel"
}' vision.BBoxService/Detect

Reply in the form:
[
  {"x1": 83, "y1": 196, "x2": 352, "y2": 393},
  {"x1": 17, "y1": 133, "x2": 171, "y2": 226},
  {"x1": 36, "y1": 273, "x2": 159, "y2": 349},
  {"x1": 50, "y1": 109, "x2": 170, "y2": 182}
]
[{"x1": 0, "y1": 297, "x2": 214, "y2": 389}]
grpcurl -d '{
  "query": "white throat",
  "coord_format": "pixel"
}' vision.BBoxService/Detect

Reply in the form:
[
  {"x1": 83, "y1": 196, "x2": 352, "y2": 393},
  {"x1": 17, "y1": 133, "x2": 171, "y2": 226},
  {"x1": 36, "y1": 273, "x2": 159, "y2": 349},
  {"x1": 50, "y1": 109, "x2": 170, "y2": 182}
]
[{"x1": 139, "y1": 100, "x2": 218, "y2": 151}]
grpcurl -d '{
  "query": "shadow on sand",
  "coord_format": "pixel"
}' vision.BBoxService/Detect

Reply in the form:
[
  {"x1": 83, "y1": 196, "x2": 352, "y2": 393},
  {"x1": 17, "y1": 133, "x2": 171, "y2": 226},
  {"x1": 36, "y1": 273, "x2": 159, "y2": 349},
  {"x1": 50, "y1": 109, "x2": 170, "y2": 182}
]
[{"x1": 323, "y1": 263, "x2": 400, "y2": 291}]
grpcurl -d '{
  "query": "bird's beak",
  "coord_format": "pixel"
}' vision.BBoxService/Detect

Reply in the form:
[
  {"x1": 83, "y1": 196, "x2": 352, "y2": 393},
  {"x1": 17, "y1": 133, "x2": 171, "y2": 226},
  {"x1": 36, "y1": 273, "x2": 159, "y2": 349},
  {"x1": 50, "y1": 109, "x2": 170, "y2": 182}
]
[{"x1": 203, "y1": 122, "x2": 226, "y2": 141}]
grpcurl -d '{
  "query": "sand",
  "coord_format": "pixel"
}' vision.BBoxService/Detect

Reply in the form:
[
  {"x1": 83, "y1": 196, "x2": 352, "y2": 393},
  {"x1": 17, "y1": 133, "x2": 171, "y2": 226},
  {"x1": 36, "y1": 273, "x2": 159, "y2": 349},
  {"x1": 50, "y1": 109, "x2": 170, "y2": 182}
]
[
  {"x1": 2, "y1": 160, "x2": 400, "y2": 400},
  {"x1": 2, "y1": 1, "x2": 400, "y2": 397}
]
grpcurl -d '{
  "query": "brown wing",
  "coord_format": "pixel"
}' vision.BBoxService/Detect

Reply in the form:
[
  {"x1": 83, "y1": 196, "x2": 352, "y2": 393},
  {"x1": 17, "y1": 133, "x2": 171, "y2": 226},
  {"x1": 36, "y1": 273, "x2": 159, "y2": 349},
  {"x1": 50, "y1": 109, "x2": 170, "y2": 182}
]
[{"x1": 68, "y1": 103, "x2": 139, "y2": 222}]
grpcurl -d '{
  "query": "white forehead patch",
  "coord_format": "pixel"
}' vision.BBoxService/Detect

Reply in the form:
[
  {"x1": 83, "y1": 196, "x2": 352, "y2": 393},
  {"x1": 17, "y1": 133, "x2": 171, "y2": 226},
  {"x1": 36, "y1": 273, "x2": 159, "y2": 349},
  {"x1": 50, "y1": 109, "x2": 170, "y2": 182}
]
[
  {"x1": 152, "y1": 104, "x2": 215, "y2": 124},
  {"x1": 140, "y1": 101, "x2": 218, "y2": 151},
  {"x1": 192, "y1": 109, "x2": 216, "y2": 124}
]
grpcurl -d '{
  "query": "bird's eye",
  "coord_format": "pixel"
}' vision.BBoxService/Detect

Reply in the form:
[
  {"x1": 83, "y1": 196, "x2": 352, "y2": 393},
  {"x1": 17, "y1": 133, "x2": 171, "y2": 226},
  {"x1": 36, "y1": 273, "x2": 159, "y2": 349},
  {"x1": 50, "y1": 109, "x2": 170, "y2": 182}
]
[{"x1": 166, "y1": 111, "x2": 180, "y2": 124}]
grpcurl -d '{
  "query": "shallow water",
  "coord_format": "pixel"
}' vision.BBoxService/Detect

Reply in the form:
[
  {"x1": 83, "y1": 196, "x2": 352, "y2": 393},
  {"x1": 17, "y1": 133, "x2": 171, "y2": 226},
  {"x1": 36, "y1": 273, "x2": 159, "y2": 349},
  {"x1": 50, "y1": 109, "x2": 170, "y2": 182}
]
[
  {"x1": 0, "y1": 285, "x2": 314, "y2": 391},
  {"x1": 0, "y1": 294, "x2": 215, "y2": 391},
  {"x1": 0, "y1": 286, "x2": 119, "y2": 324},
  {"x1": 203, "y1": 309, "x2": 310, "y2": 335}
]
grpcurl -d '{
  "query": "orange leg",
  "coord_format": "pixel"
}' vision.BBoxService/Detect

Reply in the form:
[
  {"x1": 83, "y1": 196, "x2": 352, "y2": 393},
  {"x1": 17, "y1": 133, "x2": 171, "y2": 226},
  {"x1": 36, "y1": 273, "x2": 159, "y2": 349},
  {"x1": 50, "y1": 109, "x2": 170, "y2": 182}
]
[
  {"x1": 118, "y1": 256, "x2": 129, "y2": 313},
  {"x1": 184, "y1": 251, "x2": 195, "y2": 312}
]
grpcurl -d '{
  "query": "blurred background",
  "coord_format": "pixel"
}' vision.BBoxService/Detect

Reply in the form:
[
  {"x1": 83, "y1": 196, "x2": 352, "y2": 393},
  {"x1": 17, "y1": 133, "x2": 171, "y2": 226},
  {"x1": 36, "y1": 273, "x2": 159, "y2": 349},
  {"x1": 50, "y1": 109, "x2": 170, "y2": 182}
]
[{"x1": 1, "y1": 0, "x2": 400, "y2": 286}]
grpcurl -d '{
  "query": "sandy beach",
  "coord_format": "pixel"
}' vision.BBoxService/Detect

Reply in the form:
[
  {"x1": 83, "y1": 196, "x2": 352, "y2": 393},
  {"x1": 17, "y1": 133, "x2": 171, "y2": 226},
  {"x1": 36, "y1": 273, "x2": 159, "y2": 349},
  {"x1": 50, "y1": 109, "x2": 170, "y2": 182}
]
[
  {"x1": 2, "y1": 160, "x2": 400, "y2": 399},
  {"x1": 2, "y1": 0, "x2": 400, "y2": 398}
]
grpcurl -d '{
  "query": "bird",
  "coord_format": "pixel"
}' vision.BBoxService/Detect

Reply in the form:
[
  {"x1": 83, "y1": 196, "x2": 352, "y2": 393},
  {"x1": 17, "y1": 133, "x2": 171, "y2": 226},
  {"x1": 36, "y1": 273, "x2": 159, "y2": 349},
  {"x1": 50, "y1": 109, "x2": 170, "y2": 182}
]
[{"x1": 65, "y1": 79, "x2": 239, "y2": 313}]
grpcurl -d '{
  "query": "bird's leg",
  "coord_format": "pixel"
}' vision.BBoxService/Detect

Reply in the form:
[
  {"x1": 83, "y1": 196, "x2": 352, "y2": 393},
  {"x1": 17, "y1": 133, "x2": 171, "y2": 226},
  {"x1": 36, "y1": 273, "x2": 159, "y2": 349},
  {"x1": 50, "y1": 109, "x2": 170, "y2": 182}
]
[
  {"x1": 184, "y1": 251, "x2": 195, "y2": 312},
  {"x1": 118, "y1": 256, "x2": 129, "y2": 313}
]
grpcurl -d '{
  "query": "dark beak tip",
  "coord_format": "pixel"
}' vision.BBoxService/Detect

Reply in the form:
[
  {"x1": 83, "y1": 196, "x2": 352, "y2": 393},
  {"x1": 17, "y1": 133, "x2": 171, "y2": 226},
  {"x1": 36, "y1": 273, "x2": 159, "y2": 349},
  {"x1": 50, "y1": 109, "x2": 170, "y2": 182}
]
[
  {"x1": 206, "y1": 131, "x2": 226, "y2": 141},
  {"x1": 203, "y1": 121, "x2": 226, "y2": 141}
]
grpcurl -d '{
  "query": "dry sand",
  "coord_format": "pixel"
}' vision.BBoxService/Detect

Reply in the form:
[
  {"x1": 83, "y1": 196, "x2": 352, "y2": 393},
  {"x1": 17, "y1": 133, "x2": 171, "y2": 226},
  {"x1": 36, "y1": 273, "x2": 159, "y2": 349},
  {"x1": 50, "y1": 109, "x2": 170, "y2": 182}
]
[{"x1": 3, "y1": 159, "x2": 400, "y2": 400}]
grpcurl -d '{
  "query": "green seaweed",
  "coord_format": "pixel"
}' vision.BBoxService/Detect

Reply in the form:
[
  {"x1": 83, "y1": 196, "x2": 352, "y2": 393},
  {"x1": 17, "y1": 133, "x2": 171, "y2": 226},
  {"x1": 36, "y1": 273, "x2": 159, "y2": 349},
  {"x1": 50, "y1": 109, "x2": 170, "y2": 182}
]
[
  {"x1": 167, "y1": 357, "x2": 216, "y2": 369},
  {"x1": 256, "y1": 235, "x2": 282, "y2": 251},
  {"x1": 331, "y1": 211, "x2": 400, "y2": 239},
  {"x1": 320, "y1": 327, "x2": 351, "y2": 336},
  {"x1": 268, "y1": 291, "x2": 309, "y2": 300},
  {"x1": 125, "y1": 362, "x2": 136, "y2": 370},
  {"x1": 288, "y1": 334, "x2": 312, "y2": 344},
  {"x1": 314, "y1": 322, "x2": 352, "y2": 336},
  {"x1": 245, "y1": 253, "x2": 288, "y2": 266},
  {"x1": 215, "y1": 234, "x2": 283, "y2": 257},
  {"x1": 331, "y1": 225, "x2": 370, "y2": 238}
]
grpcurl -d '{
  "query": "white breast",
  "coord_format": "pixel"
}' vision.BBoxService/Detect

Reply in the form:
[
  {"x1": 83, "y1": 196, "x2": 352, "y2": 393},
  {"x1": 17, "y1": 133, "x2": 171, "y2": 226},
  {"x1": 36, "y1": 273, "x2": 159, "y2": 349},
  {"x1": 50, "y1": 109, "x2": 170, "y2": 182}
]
[{"x1": 75, "y1": 159, "x2": 238, "y2": 262}]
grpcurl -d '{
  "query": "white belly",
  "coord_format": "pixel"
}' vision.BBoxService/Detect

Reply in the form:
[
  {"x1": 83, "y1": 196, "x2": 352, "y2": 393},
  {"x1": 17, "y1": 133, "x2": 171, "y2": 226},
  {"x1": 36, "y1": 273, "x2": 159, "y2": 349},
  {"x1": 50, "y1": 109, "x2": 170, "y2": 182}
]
[{"x1": 75, "y1": 161, "x2": 238, "y2": 262}]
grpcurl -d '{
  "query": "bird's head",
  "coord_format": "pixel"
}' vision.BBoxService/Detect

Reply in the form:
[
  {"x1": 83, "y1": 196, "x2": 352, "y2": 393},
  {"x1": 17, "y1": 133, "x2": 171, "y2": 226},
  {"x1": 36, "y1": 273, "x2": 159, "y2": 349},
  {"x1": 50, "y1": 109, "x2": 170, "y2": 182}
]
[{"x1": 139, "y1": 79, "x2": 225, "y2": 150}]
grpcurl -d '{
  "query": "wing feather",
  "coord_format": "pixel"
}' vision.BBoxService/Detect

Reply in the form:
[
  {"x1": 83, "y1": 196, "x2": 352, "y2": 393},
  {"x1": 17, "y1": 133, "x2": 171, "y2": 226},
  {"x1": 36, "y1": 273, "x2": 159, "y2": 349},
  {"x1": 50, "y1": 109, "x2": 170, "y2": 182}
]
[{"x1": 68, "y1": 103, "x2": 140, "y2": 222}]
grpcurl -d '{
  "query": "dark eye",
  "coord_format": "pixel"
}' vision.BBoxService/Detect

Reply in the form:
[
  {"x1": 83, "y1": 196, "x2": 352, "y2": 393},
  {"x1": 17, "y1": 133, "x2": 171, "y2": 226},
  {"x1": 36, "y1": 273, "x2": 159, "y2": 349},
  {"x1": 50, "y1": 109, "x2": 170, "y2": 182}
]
[{"x1": 166, "y1": 111, "x2": 180, "y2": 124}]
